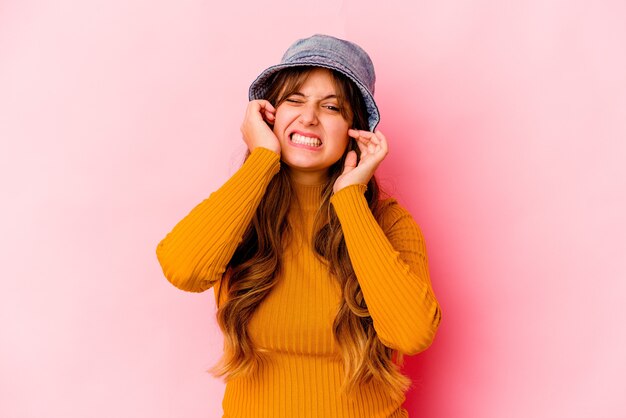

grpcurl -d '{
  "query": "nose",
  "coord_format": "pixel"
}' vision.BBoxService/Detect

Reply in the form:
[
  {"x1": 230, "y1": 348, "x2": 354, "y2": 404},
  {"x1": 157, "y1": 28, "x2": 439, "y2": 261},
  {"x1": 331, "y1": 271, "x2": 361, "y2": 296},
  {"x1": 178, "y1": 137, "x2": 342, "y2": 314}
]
[{"x1": 298, "y1": 103, "x2": 319, "y2": 126}]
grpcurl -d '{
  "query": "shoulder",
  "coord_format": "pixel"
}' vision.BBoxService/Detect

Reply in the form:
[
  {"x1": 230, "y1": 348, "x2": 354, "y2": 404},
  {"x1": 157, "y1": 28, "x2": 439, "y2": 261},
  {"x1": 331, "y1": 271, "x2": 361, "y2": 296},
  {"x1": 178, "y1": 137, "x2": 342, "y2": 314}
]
[
  {"x1": 376, "y1": 197, "x2": 428, "y2": 255},
  {"x1": 376, "y1": 197, "x2": 421, "y2": 233}
]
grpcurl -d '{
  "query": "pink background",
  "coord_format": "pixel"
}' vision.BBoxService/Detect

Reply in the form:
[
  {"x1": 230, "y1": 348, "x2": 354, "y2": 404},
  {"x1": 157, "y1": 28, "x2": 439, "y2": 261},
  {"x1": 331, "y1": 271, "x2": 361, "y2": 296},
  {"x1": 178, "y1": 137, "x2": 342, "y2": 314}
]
[{"x1": 1, "y1": 0, "x2": 625, "y2": 417}]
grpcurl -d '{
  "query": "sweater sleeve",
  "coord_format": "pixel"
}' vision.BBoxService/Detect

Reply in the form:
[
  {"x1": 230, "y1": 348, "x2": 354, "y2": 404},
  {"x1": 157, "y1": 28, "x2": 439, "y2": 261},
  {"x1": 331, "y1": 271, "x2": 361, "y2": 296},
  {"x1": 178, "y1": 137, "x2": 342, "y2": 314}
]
[
  {"x1": 156, "y1": 147, "x2": 281, "y2": 293},
  {"x1": 330, "y1": 184, "x2": 442, "y2": 355}
]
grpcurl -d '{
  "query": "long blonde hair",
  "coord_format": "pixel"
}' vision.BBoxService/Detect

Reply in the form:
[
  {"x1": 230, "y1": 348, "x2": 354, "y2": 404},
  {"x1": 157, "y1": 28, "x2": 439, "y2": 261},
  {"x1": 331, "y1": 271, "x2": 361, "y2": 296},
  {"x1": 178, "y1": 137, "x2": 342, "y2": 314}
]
[{"x1": 210, "y1": 68, "x2": 411, "y2": 401}]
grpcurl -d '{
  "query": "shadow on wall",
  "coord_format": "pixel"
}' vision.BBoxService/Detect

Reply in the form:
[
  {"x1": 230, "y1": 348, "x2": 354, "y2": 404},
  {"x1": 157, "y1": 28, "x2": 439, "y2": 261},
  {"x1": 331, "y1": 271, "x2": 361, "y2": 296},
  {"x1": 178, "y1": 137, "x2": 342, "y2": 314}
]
[{"x1": 379, "y1": 75, "x2": 490, "y2": 417}]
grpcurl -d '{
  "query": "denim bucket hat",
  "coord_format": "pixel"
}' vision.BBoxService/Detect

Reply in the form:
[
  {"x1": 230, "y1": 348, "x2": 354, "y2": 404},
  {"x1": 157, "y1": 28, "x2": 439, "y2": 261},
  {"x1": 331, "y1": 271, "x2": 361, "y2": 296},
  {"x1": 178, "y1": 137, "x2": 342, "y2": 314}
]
[{"x1": 248, "y1": 34, "x2": 380, "y2": 132}]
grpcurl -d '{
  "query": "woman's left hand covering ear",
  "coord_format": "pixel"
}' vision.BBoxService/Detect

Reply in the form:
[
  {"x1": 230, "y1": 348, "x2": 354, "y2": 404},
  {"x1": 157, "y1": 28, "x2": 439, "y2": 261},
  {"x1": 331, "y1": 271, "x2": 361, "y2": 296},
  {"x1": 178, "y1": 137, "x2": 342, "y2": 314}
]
[{"x1": 333, "y1": 129, "x2": 388, "y2": 193}]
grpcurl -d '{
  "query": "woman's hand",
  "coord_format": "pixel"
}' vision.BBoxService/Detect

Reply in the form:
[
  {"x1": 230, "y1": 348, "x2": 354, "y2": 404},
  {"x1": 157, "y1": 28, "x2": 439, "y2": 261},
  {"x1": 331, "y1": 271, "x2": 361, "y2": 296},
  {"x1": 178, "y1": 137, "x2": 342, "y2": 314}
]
[
  {"x1": 333, "y1": 129, "x2": 389, "y2": 194},
  {"x1": 240, "y1": 100, "x2": 281, "y2": 155}
]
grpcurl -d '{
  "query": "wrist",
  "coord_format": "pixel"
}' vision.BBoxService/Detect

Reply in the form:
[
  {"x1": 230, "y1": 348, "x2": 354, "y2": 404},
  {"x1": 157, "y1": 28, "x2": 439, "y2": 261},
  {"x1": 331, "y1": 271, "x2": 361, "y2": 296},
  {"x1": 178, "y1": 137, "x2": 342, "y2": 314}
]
[
  {"x1": 332, "y1": 182, "x2": 367, "y2": 195},
  {"x1": 250, "y1": 144, "x2": 280, "y2": 156}
]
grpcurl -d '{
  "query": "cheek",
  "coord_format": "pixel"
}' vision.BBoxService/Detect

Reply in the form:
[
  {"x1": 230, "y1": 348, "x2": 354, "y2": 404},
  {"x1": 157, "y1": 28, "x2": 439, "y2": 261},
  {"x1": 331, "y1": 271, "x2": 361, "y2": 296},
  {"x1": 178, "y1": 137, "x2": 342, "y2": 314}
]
[
  {"x1": 271, "y1": 117, "x2": 285, "y2": 137},
  {"x1": 330, "y1": 137, "x2": 350, "y2": 160},
  {"x1": 272, "y1": 107, "x2": 293, "y2": 136},
  {"x1": 330, "y1": 124, "x2": 350, "y2": 150}
]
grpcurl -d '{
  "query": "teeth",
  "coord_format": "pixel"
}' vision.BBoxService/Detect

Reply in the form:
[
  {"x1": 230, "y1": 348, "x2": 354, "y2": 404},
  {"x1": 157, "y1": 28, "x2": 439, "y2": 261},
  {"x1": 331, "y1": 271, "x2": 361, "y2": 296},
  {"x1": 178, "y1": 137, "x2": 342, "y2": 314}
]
[{"x1": 291, "y1": 133, "x2": 321, "y2": 147}]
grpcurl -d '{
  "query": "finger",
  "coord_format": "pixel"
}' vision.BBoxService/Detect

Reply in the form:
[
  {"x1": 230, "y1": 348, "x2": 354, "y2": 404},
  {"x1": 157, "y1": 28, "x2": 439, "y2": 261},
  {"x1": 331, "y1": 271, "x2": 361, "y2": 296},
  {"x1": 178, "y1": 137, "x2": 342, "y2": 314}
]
[
  {"x1": 355, "y1": 133, "x2": 378, "y2": 154},
  {"x1": 348, "y1": 131, "x2": 370, "y2": 153},
  {"x1": 257, "y1": 100, "x2": 276, "y2": 113},
  {"x1": 348, "y1": 128, "x2": 362, "y2": 140},
  {"x1": 354, "y1": 132, "x2": 382, "y2": 150},
  {"x1": 354, "y1": 137, "x2": 369, "y2": 155},
  {"x1": 251, "y1": 100, "x2": 275, "y2": 121},
  {"x1": 349, "y1": 128, "x2": 375, "y2": 141},
  {"x1": 354, "y1": 134, "x2": 374, "y2": 146},
  {"x1": 251, "y1": 100, "x2": 275, "y2": 124},
  {"x1": 342, "y1": 150, "x2": 358, "y2": 175},
  {"x1": 374, "y1": 129, "x2": 389, "y2": 153},
  {"x1": 359, "y1": 129, "x2": 378, "y2": 139},
  {"x1": 263, "y1": 108, "x2": 275, "y2": 121}
]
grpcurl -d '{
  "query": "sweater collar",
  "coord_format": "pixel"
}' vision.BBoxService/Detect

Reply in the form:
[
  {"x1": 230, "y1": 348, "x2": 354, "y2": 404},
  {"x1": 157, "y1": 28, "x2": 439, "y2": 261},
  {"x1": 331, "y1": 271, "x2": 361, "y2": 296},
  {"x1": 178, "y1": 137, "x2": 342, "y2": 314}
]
[{"x1": 291, "y1": 180, "x2": 326, "y2": 211}]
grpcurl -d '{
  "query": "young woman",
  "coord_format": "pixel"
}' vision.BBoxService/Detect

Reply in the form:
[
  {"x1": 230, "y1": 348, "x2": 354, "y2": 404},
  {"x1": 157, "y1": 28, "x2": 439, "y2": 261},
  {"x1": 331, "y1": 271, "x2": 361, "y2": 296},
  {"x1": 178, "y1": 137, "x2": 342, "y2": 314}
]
[{"x1": 156, "y1": 34, "x2": 441, "y2": 418}]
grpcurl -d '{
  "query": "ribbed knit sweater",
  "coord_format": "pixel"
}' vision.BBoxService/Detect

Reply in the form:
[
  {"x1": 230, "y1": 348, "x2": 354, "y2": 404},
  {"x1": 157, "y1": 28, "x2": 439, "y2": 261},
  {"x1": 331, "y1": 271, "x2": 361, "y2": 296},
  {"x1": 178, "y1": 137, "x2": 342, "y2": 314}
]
[{"x1": 156, "y1": 147, "x2": 441, "y2": 418}]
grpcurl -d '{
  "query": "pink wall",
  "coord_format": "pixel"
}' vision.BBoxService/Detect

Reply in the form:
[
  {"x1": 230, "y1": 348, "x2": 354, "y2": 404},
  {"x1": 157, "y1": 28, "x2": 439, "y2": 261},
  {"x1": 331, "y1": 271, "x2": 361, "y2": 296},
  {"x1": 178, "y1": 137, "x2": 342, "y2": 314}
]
[{"x1": 1, "y1": 1, "x2": 625, "y2": 417}]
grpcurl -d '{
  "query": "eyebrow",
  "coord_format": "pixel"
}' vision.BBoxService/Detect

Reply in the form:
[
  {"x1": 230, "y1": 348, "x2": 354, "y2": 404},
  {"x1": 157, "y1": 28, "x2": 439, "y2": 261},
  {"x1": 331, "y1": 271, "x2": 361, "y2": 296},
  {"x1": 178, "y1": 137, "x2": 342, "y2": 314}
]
[{"x1": 289, "y1": 92, "x2": 338, "y2": 100}]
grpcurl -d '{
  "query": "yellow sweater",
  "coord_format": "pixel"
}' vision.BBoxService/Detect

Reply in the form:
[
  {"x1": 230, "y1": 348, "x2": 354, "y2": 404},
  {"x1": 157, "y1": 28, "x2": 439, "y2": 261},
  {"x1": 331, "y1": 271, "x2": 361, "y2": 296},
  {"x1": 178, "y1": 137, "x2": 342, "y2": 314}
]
[{"x1": 156, "y1": 147, "x2": 441, "y2": 418}]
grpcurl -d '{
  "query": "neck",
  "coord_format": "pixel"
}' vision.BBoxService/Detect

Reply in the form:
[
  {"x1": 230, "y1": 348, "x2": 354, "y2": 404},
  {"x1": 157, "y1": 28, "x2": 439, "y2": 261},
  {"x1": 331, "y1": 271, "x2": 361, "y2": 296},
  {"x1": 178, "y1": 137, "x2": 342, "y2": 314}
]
[
  {"x1": 290, "y1": 180, "x2": 325, "y2": 212},
  {"x1": 285, "y1": 166, "x2": 329, "y2": 186}
]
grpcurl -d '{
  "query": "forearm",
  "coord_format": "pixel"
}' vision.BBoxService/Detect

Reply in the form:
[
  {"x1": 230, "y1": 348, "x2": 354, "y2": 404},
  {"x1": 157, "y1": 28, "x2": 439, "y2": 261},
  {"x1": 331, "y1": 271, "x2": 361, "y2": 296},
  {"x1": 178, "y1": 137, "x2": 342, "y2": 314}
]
[
  {"x1": 330, "y1": 184, "x2": 442, "y2": 355},
  {"x1": 156, "y1": 147, "x2": 280, "y2": 292}
]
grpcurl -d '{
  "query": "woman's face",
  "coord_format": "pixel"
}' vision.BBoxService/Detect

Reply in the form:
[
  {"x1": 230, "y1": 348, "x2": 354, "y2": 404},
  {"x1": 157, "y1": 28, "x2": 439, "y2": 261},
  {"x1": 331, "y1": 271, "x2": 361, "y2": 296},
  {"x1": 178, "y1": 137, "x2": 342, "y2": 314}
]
[{"x1": 272, "y1": 68, "x2": 351, "y2": 183}]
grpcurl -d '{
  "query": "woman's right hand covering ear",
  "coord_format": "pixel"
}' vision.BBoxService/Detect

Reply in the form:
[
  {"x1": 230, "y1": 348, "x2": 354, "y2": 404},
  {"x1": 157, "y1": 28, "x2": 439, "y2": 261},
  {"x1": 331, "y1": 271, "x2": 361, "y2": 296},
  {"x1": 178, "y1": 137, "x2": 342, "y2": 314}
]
[{"x1": 241, "y1": 100, "x2": 281, "y2": 155}]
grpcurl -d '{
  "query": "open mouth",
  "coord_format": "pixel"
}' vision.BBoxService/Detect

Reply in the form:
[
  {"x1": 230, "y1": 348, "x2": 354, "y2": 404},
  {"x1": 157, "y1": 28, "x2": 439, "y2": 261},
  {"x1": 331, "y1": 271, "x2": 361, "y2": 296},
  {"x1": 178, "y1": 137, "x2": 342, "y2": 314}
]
[{"x1": 290, "y1": 133, "x2": 322, "y2": 148}]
